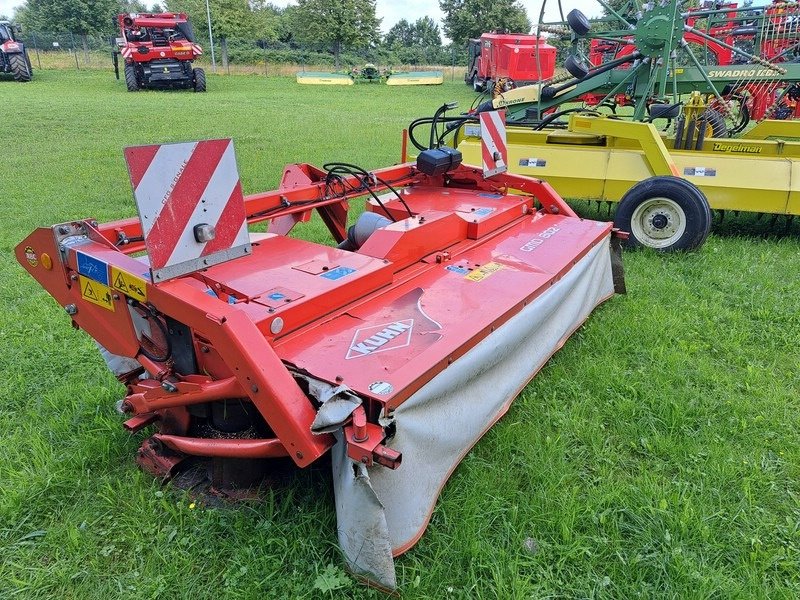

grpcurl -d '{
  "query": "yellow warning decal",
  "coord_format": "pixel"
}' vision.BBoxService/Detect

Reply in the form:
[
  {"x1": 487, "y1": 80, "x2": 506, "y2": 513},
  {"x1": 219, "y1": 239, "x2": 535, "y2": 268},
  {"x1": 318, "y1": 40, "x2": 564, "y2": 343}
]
[
  {"x1": 110, "y1": 266, "x2": 147, "y2": 302},
  {"x1": 80, "y1": 275, "x2": 115, "y2": 311},
  {"x1": 465, "y1": 261, "x2": 504, "y2": 282}
]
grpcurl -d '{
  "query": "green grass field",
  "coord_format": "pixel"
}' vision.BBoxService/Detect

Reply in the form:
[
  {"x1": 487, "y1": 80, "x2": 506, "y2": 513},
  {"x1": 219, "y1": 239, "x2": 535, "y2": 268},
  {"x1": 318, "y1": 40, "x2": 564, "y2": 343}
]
[{"x1": 1, "y1": 70, "x2": 799, "y2": 599}]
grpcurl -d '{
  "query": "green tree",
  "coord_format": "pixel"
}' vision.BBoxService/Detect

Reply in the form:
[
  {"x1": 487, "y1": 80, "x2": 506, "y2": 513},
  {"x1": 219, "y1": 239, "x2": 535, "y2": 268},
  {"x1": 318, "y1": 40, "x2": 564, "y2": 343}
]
[
  {"x1": 385, "y1": 19, "x2": 413, "y2": 47},
  {"x1": 18, "y1": 0, "x2": 120, "y2": 34},
  {"x1": 412, "y1": 16, "x2": 442, "y2": 48},
  {"x1": 439, "y1": 0, "x2": 531, "y2": 46},
  {"x1": 292, "y1": 0, "x2": 380, "y2": 68},
  {"x1": 165, "y1": 0, "x2": 262, "y2": 40}
]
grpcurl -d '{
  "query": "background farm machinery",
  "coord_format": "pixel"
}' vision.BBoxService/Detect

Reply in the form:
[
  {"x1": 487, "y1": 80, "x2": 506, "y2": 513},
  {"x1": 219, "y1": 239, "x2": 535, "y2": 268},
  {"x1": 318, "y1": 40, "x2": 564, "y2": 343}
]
[
  {"x1": 465, "y1": 0, "x2": 800, "y2": 133},
  {"x1": 465, "y1": 31, "x2": 557, "y2": 92},
  {"x1": 408, "y1": 0, "x2": 800, "y2": 251},
  {"x1": 113, "y1": 12, "x2": 205, "y2": 92},
  {"x1": 0, "y1": 20, "x2": 32, "y2": 82},
  {"x1": 296, "y1": 63, "x2": 444, "y2": 86}
]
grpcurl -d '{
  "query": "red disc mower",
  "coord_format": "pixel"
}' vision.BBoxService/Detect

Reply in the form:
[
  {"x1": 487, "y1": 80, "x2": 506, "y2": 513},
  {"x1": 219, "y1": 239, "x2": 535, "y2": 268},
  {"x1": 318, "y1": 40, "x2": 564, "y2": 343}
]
[{"x1": 16, "y1": 137, "x2": 624, "y2": 588}]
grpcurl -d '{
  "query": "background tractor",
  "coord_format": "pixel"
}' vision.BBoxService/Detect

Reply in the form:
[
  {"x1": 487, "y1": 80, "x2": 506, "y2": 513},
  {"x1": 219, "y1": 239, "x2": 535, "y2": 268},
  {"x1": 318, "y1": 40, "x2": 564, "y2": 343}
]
[
  {"x1": 114, "y1": 12, "x2": 205, "y2": 92},
  {"x1": 0, "y1": 21, "x2": 32, "y2": 82}
]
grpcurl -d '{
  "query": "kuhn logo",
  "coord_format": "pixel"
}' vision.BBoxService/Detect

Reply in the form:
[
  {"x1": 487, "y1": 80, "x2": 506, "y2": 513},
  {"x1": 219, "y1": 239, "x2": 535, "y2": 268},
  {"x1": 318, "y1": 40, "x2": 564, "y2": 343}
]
[{"x1": 346, "y1": 319, "x2": 414, "y2": 359}]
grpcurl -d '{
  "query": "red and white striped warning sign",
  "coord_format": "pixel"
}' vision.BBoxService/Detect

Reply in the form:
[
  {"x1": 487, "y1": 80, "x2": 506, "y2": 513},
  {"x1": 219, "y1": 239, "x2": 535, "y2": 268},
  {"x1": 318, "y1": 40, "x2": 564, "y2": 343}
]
[
  {"x1": 124, "y1": 139, "x2": 251, "y2": 282},
  {"x1": 121, "y1": 47, "x2": 133, "y2": 59},
  {"x1": 191, "y1": 43, "x2": 203, "y2": 55},
  {"x1": 480, "y1": 109, "x2": 507, "y2": 178}
]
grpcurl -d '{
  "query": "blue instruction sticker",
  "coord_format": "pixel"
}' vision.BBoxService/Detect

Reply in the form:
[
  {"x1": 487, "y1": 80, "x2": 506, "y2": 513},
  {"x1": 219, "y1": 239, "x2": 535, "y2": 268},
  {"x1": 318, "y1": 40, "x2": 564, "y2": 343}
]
[
  {"x1": 473, "y1": 207, "x2": 494, "y2": 216},
  {"x1": 477, "y1": 193, "x2": 502, "y2": 199},
  {"x1": 446, "y1": 265, "x2": 470, "y2": 275},
  {"x1": 268, "y1": 292, "x2": 286, "y2": 301},
  {"x1": 320, "y1": 266, "x2": 356, "y2": 280},
  {"x1": 76, "y1": 251, "x2": 109, "y2": 285}
]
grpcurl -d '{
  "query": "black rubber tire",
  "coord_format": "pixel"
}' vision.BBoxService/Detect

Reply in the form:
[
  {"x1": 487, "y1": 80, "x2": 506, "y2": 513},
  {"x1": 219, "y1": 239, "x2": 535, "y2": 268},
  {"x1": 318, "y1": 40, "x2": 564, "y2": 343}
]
[
  {"x1": 124, "y1": 63, "x2": 139, "y2": 91},
  {"x1": 564, "y1": 54, "x2": 589, "y2": 79},
  {"x1": 193, "y1": 67, "x2": 206, "y2": 92},
  {"x1": 614, "y1": 176, "x2": 712, "y2": 252},
  {"x1": 9, "y1": 53, "x2": 31, "y2": 82},
  {"x1": 567, "y1": 9, "x2": 591, "y2": 35},
  {"x1": 25, "y1": 52, "x2": 33, "y2": 77}
]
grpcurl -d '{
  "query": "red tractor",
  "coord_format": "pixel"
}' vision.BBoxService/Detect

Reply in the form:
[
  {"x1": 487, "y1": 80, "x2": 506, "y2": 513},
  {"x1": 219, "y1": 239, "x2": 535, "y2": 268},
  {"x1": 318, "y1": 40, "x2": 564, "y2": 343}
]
[
  {"x1": 115, "y1": 12, "x2": 205, "y2": 92},
  {"x1": 0, "y1": 20, "x2": 32, "y2": 82}
]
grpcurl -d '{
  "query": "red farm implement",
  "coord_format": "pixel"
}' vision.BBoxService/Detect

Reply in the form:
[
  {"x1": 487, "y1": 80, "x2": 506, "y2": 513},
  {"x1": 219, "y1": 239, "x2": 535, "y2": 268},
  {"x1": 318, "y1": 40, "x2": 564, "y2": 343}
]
[
  {"x1": 16, "y1": 138, "x2": 624, "y2": 588},
  {"x1": 113, "y1": 12, "x2": 205, "y2": 92},
  {"x1": 466, "y1": 32, "x2": 557, "y2": 93}
]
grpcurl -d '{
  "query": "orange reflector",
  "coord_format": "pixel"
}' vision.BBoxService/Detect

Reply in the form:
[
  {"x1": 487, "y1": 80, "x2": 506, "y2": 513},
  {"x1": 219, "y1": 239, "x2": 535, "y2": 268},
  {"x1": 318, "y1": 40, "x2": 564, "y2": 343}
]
[{"x1": 41, "y1": 253, "x2": 53, "y2": 270}]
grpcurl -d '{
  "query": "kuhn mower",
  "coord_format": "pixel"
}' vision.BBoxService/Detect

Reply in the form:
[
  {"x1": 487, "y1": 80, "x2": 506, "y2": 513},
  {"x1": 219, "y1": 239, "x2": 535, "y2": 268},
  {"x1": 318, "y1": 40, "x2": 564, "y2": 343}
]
[
  {"x1": 0, "y1": 21, "x2": 32, "y2": 82},
  {"x1": 114, "y1": 12, "x2": 205, "y2": 92},
  {"x1": 16, "y1": 134, "x2": 623, "y2": 588}
]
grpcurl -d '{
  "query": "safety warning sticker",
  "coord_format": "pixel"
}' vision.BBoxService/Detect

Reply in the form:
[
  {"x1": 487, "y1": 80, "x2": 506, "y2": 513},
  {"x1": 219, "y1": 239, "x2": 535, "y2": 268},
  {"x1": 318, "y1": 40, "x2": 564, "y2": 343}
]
[
  {"x1": 110, "y1": 266, "x2": 147, "y2": 302},
  {"x1": 80, "y1": 275, "x2": 115, "y2": 311},
  {"x1": 77, "y1": 251, "x2": 109, "y2": 285},
  {"x1": 465, "y1": 261, "x2": 504, "y2": 282},
  {"x1": 320, "y1": 266, "x2": 356, "y2": 280}
]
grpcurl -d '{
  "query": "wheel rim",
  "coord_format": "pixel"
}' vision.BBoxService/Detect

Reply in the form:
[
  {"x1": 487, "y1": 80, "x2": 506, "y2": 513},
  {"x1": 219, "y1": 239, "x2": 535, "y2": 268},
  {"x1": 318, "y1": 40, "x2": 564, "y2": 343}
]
[{"x1": 630, "y1": 197, "x2": 686, "y2": 249}]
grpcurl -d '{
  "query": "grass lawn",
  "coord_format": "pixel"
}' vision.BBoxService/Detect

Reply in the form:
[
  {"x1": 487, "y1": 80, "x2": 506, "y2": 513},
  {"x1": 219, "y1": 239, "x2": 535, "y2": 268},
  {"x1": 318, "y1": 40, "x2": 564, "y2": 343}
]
[{"x1": 1, "y1": 69, "x2": 799, "y2": 599}]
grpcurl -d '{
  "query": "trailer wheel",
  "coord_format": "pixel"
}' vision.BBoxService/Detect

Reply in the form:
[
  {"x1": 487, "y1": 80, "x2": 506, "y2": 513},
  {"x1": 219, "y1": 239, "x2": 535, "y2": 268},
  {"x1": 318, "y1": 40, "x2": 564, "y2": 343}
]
[
  {"x1": 193, "y1": 68, "x2": 206, "y2": 92},
  {"x1": 124, "y1": 64, "x2": 139, "y2": 91},
  {"x1": 614, "y1": 176, "x2": 712, "y2": 252},
  {"x1": 9, "y1": 53, "x2": 31, "y2": 82}
]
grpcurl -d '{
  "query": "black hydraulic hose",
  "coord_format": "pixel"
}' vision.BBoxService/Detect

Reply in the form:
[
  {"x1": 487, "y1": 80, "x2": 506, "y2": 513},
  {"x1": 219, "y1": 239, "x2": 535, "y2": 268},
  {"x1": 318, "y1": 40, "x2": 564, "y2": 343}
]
[
  {"x1": 545, "y1": 51, "x2": 643, "y2": 97},
  {"x1": 408, "y1": 116, "x2": 477, "y2": 151}
]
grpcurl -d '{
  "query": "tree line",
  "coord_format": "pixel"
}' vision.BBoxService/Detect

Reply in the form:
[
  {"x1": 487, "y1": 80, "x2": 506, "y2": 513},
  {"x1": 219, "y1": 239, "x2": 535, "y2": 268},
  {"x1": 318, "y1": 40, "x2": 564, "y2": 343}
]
[{"x1": 8, "y1": 0, "x2": 532, "y2": 68}]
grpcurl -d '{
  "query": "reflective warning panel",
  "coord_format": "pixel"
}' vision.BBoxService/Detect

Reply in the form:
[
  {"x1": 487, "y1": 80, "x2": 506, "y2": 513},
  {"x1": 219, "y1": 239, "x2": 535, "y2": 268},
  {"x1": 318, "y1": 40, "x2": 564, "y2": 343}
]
[
  {"x1": 480, "y1": 110, "x2": 507, "y2": 178},
  {"x1": 124, "y1": 139, "x2": 251, "y2": 282}
]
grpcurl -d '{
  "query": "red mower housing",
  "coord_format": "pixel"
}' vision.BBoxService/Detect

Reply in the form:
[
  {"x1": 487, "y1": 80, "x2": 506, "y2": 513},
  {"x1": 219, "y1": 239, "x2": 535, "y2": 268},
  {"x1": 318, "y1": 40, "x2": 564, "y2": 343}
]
[{"x1": 116, "y1": 12, "x2": 205, "y2": 92}]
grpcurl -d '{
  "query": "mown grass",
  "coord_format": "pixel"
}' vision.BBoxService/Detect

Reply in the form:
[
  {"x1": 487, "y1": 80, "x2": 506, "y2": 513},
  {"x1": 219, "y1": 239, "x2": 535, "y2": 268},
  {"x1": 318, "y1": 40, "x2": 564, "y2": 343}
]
[{"x1": 1, "y1": 70, "x2": 799, "y2": 599}]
